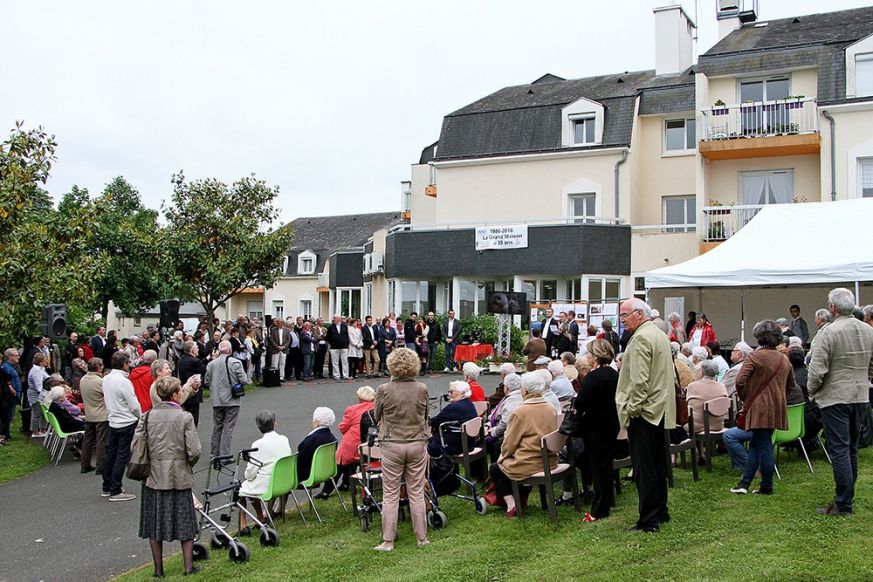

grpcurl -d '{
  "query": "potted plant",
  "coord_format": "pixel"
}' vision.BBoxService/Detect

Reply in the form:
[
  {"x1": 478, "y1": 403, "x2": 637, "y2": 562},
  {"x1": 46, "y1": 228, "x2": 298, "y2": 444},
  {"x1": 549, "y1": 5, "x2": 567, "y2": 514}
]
[
  {"x1": 706, "y1": 200, "x2": 732, "y2": 215},
  {"x1": 712, "y1": 99, "x2": 728, "y2": 116},
  {"x1": 707, "y1": 220, "x2": 726, "y2": 241},
  {"x1": 740, "y1": 98, "x2": 756, "y2": 113},
  {"x1": 784, "y1": 95, "x2": 805, "y2": 109}
]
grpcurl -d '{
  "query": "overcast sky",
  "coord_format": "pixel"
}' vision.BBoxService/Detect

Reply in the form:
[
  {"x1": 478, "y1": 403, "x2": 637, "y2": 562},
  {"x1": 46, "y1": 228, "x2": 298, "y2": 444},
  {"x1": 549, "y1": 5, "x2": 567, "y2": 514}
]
[{"x1": 2, "y1": 0, "x2": 869, "y2": 223}]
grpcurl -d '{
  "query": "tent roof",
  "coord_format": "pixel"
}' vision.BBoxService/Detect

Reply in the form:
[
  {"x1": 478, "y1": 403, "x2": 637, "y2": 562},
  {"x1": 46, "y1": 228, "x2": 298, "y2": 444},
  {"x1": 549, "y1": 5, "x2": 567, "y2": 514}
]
[{"x1": 645, "y1": 199, "x2": 873, "y2": 289}]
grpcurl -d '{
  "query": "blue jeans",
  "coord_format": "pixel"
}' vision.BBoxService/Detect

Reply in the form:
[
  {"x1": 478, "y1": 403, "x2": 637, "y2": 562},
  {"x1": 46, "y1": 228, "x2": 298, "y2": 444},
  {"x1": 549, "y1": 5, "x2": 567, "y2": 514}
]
[
  {"x1": 821, "y1": 403, "x2": 867, "y2": 512},
  {"x1": 723, "y1": 426, "x2": 753, "y2": 470},
  {"x1": 740, "y1": 428, "x2": 775, "y2": 492},
  {"x1": 405, "y1": 342, "x2": 416, "y2": 351},
  {"x1": 426, "y1": 342, "x2": 436, "y2": 372},
  {"x1": 303, "y1": 353, "x2": 314, "y2": 378},
  {"x1": 444, "y1": 341, "x2": 457, "y2": 370}
]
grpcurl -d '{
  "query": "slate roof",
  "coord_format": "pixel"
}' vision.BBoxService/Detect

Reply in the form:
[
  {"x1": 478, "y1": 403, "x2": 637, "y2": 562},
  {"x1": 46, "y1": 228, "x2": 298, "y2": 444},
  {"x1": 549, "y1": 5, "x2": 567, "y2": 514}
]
[{"x1": 284, "y1": 211, "x2": 405, "y2": 276}]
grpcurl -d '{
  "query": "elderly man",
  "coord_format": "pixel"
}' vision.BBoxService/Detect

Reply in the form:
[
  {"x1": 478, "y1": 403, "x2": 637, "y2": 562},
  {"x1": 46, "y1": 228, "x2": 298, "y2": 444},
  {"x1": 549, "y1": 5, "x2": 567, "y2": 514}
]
[
  {"x1": 616, "y1": 298, "x2": 675, "y2": 533},
  {"x1": 326, "y1": 314, "x2": 350, "y2": 380},
  {"x1": 178, "y1": 340, "x2": 207, "y2": 426},
  {"x1": 808, "y1": 288, "x2": 873, "y2": 516},
  {"x1": 862, "y1": 305, "x2": 873, "y2": 327},
  {"x1": 79, "y1": 357, "x2": 109, "y2": 474},
  {"x1": 723, "y1": 341, "x2": 753, "y2": 398},
  {"x1": 268, "y1": 319, "x2": 291, "y2": 379},
  {"x1": 0, "y1": 348, "x2": 23, "y2": 445},
  {"x1": 205, "y1": 340, "x2": 248, "y2": 460},
  {"x1": 547, "y1": 360, "x2": 575, "y2": 402},
  {"x1": 102, "y1": 351, "x2": 141, "y2": 502},
  {"x1": 487, "y1": 362, "x2": 516, "y2": 409}
]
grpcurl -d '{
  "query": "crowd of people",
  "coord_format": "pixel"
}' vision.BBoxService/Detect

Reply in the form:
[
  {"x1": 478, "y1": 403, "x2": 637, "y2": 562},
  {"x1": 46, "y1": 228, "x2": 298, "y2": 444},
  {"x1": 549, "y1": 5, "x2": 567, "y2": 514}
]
[{"x1": 2, "y1": 290, "x2": 872, "y2": 572}]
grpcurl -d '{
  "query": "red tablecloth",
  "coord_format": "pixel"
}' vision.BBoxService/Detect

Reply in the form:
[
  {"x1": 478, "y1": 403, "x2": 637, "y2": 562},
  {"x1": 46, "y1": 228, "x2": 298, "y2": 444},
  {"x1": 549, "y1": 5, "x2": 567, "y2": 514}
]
[{"x1": 454, "y1": 343, "x2": 494, "y2": 363}]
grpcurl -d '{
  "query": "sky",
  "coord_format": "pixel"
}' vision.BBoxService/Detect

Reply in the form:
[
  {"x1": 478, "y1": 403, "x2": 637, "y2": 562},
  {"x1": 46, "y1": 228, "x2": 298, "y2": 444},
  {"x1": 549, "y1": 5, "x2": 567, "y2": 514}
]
[{"x1": 2, "y1": 0, "x2": 871, "y2": 224}]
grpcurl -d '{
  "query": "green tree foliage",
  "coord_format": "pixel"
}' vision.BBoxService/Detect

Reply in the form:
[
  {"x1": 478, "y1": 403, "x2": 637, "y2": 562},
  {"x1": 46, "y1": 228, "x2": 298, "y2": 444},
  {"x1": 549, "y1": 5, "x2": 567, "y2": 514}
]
[
  {"x1": 59, "y1": 177, "x2": 168, "y2": 321},
  {"x1": 162, "y1": 172, "x2": 294, "y2": 327},
  {"x1": 0, "y1": 123, "x2": 104, "y2": 346}
]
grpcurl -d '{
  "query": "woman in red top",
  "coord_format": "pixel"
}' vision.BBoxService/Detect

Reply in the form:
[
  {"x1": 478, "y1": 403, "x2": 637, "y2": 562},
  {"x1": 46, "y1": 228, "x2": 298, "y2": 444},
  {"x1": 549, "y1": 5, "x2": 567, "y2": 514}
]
[
  {"x1": 690, "y1": 313, "x2": 717, "y2": 348},
  {"x1": 334, "y1": 385, "x2": 376, "y2": 488},
  {"x1": 462, "y1": 362, "x2": 486, "y2": 402}
]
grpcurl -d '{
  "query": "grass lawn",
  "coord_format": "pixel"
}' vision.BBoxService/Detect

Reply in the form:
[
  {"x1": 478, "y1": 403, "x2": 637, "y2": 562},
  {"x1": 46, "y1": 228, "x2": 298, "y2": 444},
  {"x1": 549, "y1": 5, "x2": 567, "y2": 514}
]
[
  {"x1": 118, "y1": 445, "x2": 873, "y2": 581},
  {"x1": 0, "y1": 411, "x2": 51, "y2": 484}
]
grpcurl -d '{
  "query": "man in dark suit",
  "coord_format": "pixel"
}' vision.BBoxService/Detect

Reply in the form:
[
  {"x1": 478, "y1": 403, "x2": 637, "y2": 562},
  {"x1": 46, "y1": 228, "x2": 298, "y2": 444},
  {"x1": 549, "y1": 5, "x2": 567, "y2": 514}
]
[
  {"x1": 297, "y1": 407, "x2": 337, "y2": 488},
  {"x1": 541, "y1": 308, "x2": 559, "y2": 357},
  {"x1": 90, "y1": 327, "x2": 107, "y2": 360},
  {"x1": 403, "y1": 313, "x2": 418, "y2": 350},
  {"x1": 326, "y1": 315, "x2": 350, "y2": 380},
  {"x1": 361, "y1": 315, "x2": 381, "y2": 378},
  {"x1": 269, "y1": 320, "x2": 291, "y2": 381},
  {"x1": 441, "y1": 309, "x2": 462, "y2": 372},
  {"x1": 425, "y1": 312, "x2": 442, "y2": 374},
  {"x1": 177, "y1": 340, "x2": 208, "y2": 426},
  {"x1": 204, "y1": 330, "x2": 222, "y2": 361}
]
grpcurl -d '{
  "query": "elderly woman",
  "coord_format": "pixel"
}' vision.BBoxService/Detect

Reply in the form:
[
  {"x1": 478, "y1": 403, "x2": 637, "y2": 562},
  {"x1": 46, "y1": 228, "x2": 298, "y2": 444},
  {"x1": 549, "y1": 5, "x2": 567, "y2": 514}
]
[
  {"x1": 573, "y1": 339, "x2": 620, "y2": 522},
  {"x1": 27, "y1": 352, "x2": 50, "y2": 436},
  {"x1": 536, "y1": 368, "x2": 562, "y2": 413},
  {"x1": 461, "y1": 362, "x2": 486, "y2": 402},
  {"x1": 149, "y1": 359, "x2": 201, "y2": 410},
  {"x1": 730, "y1": 320, "x2": 796, "y2": 496},
  {"x1": 70, "y1": 347, "x2": 88, "y2": 393},
  {"x1": 297, "y1": 407, "x2": 338, "y2": 487},
  {"x1": 667, "y1": 312, "x2": 686, "y2": 344},
  {"x1": 136, "y1": 376, "x2": 201, "y2": 577},
  {"x1": 690, "y1": 346, "x2": 709, "y2": 381},
  {"x1": 547, "y1": 360, "x2": 575, "y2": 402},
  {"x1": 487, "y1": 373, "x2": 523, "y2": 461},
  {"x1": 427, "y1": 381, "x2": 478, "y2": 456},
  {"x1": 488, "y1": 363, "x2": 516, "y2": 409},
  {"x1": 373, "y1": 348, "x2": 430, "y2": 551},
  {"x1": 347, "y1": 319, "x2": 363, "y2": 379},
  {"x1": 686, "y1": 360, "x2": 729, "y2": 435},
  {"x1": 488, "y1": 371, "x2": 558, "y2": 517},
  {"x1": 333, "y1": 386, "x2": 376, "y2": 492},
  {"x1": 238, "y1": 410, "x2": 292, "y2": 534},
  {"x1": 47, "y1": 384, "x2": 85, "y2": 433}
]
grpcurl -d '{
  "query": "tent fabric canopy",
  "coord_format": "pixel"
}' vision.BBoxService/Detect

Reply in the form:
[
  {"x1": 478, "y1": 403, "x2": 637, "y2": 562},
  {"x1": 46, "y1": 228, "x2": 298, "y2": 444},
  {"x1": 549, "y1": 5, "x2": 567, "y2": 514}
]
[{"x1": 645, "y1": 198, "x2": 873, "y2": 289}]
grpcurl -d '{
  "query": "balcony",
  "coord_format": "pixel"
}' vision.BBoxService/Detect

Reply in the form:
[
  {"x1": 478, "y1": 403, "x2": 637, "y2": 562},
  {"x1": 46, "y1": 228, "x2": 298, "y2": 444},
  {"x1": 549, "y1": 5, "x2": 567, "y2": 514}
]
[
  {"x1": 699, "y1": 98, "x2": 819, "y2": 160},
  {"x1": 316, "y1": 273, "x2": 329, "y2": 292},
  {"x1": 702, "y1": 204, "x2": 765, "y2": 243}
]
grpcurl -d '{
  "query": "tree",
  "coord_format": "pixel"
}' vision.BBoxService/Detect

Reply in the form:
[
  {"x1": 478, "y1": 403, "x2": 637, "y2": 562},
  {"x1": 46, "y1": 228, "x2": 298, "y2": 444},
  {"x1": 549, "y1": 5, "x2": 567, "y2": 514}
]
[
  {"x1": 60, "y1": 177, "x2": 168, "y2": 322},
  {"x1": 162, "y1": 172, "x2": 294, "y2": 328},
  {"x1": 0, "y1": 123, "x2": 105, "y2": 346}
]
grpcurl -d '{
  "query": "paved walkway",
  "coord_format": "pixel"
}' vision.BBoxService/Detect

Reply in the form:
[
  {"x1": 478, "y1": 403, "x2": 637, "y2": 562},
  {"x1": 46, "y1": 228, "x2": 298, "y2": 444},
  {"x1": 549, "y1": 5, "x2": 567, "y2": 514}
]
[{"x1": 0, "y1": 373, "x2": 499, "y2": 582}]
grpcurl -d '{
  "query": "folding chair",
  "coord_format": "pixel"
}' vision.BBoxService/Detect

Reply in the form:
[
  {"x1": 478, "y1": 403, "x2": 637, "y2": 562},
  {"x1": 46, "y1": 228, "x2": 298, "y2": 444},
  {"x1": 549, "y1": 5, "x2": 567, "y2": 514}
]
[
  {"x1": 612, "y1": 429, "x2": 632, "y2": 495},
  {"x1": 300, "y1": 442, "x2": 347, "y2": 523},
  {"x1": 44, "y1": 410, "x2": 84, "y2": 466},
  {"x1": 261, "y1": 453, "x2": 307, "y2": 527},
  {"x1": 450, "y1": 416, "x2": 487, "y2": 482},
  {"x1": 666, "y1": 407, "x2": 699, "y2": 487},
  {"x1": 773, "y1": 403, "x2": 813, "y2": 479},
  {"x1": 702, "y1": 396, "x2": 731, "y2": 472},
  {"x1": 473, "y1": 400, "x2": 488, "y2": 418},
  {"x1": 511, "y1": 430, "x2": 581, "y2": 523}
]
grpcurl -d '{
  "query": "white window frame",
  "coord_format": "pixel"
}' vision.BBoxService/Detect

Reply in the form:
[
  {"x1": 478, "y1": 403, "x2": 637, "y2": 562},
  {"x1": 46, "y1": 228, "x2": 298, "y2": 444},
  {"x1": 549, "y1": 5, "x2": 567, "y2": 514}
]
[
  {"x1": 272, "y1": 300, "x2": 284, "y2": 320},
  {"x1": 857, "y1": 53, "x2": 873, "y2": 97},
  {"x1": 572, "y1": 116, "x2": 596, "y2": 145},
  {"x1": 859, "y1": 158, "x2": 873, "y2": 199},
  {"x1": 737, "y1": 75, "x2": 791, "y2": 104},
  {"x1": 662, "y1": 195, "x2": 696, "y2": 232},
  {"x1": 299, "y1": 300, "x2": 312, "y2": 320},
  {"x1": 568, "y1": 193, "x2": 597, "y2": 223},
  {"x1": 663, "y1": 117, "x2": 696, "y2": 154},
  {"x1": 561, "y1": 97, "x2": 604, "y2": 147},
  {"x1": 583, "y1": 276, "x2": 623, "y2": 303},
  {"x1": 297, "y1": 250, "x2": 316, "y2": 275}
]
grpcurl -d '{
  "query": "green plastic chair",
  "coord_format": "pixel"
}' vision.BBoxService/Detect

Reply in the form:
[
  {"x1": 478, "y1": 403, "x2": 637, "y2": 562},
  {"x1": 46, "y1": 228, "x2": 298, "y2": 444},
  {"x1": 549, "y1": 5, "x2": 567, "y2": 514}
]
[
  {"x1": 260, "y1": 453, "x2": 307, "y2": 527},
  {"x1": 34, "y1": 401, "x2": 54, "y2": 449},
  {"x1": 772, "y1": 403, "x2": 812, "y2": 478},
  {"x1": 44, "y1": 410, "x2": 84, "y2": 466},
  {"x1": 300, "y1": 442, "x2": 347, "y2": 522}
]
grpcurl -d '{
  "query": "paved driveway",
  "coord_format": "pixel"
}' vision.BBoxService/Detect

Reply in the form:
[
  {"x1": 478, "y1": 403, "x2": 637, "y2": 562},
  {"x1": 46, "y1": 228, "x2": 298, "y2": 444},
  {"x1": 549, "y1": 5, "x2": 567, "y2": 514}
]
[{"x1": 0, "y1": 373, "x2": 499, "y2": 582}]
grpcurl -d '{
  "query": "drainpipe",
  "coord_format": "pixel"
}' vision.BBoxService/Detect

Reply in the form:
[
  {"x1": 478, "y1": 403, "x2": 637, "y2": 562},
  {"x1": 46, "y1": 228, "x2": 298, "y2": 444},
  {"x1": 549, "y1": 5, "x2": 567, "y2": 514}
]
[
  {"x1": 822, "y1": 109, "x2": 836, "y2": 201},
  {"x1": 614, "y1": 148, "x2": 629, "y2": 221}
]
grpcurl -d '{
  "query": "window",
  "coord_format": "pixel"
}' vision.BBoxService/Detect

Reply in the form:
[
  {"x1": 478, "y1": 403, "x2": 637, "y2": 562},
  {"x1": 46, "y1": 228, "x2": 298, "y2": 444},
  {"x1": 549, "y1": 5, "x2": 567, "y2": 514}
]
[
  {"x1": 740, "y1": 170, "x2": 794, "y2": 205},
  {"x1": 297, "y1": 251, "x2": 316, "y2": 275},
  {"x1": 586, "y1": 277, "x2": 621, "y2": 303},
  {"x1": 134, "y1": 316, "x2": 142, "y2": 326},
  {"x1": 587, "y1": 279, "x2": 603, "y2": 303},
  {"x1": 541, "y1": 280, "x2": 557, "y2": 301},
  {"x1": 665, "y1": 118, "x2": 695, "y2": 151},
  {"x1": 302, "y1": 258, "x2": 313, "y2": 273},
  {"x1": 857, "y1": 53, "x2": 873, "y2": 97},
  {"x1": 299, "y1": 300, "x2": 312, "y2": 320},
  {"x1": 662, "y1": 195, "x2": 696, "y2": 232},
  {"x1": 247, "y1": 301, "x2": 263, "y2": 320},
  {"x1": 568, "y1": 193, "x2": 596, "y2": 223},
  {"x1": 272, "y1": 300, "x2": 284, "y2": 320},
  {"x1": 860, "y1": 159, "x2": 873, "y2": 198},
  {"x1": 572, "y1": 116, "x2": 595, "y2": 145}
]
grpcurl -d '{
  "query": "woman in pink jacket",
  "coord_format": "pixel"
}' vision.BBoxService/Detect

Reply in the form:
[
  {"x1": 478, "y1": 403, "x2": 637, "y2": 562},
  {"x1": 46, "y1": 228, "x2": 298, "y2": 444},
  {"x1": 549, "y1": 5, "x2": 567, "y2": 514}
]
[{"x1": 333, "y1": 385, "x2": 376, "y2": 491}]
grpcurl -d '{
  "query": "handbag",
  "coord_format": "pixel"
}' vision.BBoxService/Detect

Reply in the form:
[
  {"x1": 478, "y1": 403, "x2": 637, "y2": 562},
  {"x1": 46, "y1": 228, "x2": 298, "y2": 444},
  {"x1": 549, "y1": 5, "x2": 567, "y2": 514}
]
[
  {"x1": 126, "y1": 411, "x2": 151, "y2": 481},
  {"x1": 736, "y1": 359, "x2": 784, "y2": 430},
  {"x1": 559, "y1": 407, "x2": 585, "y2": 437},
  {"x1": 674, "y1": 364, "x2": 689, "y2": 426},
  {"x1": 226, "y1": 357, "x2": 246, "y2": 398}
]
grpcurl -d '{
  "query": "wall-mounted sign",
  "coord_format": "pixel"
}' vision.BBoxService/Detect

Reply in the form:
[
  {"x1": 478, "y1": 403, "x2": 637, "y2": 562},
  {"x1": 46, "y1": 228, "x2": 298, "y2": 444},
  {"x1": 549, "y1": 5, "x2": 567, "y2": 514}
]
[{"x1": 475, "y1": 224, "x2": 528, "y2": 250}]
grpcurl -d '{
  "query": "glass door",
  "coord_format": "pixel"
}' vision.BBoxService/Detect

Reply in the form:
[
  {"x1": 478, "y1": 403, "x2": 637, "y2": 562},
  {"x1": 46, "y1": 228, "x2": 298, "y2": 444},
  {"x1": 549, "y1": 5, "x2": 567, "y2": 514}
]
[{"x1": 740, "y1": 78, "x2": 789, "y2": 134}]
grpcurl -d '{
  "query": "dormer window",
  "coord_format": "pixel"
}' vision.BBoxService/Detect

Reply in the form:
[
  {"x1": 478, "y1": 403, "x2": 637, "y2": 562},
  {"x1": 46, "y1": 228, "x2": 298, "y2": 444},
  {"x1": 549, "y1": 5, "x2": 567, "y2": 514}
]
[
  {"x1": 573, "y1": 116, "x2": 596, "y2": 145},
  {"x1": 561, "y1": 97, "x2": 604, "y2": 147},
  {"x1": 297, "y1": 250, "x2": 316, "y2": 275},
  {"x1": 857, "y1": 53, "x2": 873, "y2": 97}
]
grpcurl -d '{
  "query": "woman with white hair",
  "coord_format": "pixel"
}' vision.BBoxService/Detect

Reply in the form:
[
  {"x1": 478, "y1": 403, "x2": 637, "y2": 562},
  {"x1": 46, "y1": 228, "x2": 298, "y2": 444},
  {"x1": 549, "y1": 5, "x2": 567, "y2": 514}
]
[
  {"x1": 686, "y1": 360, "x2": 729, "y2": 437},
  {"x1": 488, "y1": 373, "x2": 523, "y2": 460},
  {"x1": 667, "y1": 312, "x2": 686, "y2": 344},
  {"x1": 332, "y1": 385, "x2": 377, "y2": 493},
  {"x1": 487, "y1": 371, "x2": 558, "y2": 517},
  {"x1": 690, "y1": 346, "x2": 710, "y2": 381},
  {"x1": 462, "y1": 362, "x2": 486, "y2": 402},
  {"x1": 47, "y1": 384, "x2": 85, "y2": 434},
  {"x1": 296, "y1": 406, "x2": 337, "y2": 484},
  {"x1": 374, "y1": 348, "x2": 431, "y2": 551},
  {"x1": 547, "y1": 360, "x2": 575, "y2": 401},
  {"x1": 238, "y1": 410, "x2": 292, "y2": 534},
  {"x1": 427, "y1": 380, "x2": 478, "y2": 456},
  {"x1": 535, "y1": 368, "x2": 562, "y2": 412},
  {"x1": 487, "y1": 362, "x2": 516, "y2": 409}
]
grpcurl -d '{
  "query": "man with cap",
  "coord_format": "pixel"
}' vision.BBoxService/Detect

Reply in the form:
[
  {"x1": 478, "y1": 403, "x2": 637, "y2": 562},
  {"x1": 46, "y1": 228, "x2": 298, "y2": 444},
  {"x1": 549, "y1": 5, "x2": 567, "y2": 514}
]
[{"x1": 533, "y1": 355, "x2": 551, "y2": 370}]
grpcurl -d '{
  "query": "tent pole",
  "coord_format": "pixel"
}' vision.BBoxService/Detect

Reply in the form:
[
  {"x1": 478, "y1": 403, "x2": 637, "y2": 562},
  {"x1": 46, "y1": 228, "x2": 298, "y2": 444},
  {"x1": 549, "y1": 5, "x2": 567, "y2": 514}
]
[
  {"x1": 740, "y1": 288, "x2": 745, "y2": 343},
  {"x1": 856, "y1": 281, "x2": 861, "y2": 303}
]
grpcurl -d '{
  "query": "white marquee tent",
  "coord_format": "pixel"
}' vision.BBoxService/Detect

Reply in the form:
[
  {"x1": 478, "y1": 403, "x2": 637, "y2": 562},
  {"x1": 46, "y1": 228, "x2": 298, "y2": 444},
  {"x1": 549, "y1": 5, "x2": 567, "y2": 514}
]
[{"x1": 644, "y1": 198, "x2": 873, "y2": 344}]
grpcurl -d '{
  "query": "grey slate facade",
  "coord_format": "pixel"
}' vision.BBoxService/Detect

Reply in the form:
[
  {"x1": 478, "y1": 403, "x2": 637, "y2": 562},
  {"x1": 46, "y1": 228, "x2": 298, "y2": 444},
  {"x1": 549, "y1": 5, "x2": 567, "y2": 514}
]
[
  {"x1": 385, "y1": 224, "x2": 631, "y2": 280},
  {"x1": 329, "y1": 251, "x2": 365, "y2": 288}
]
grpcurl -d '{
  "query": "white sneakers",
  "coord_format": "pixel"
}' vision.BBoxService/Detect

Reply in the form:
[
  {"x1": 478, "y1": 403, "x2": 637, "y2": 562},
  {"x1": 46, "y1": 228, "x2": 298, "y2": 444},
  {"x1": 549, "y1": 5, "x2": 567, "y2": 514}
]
[
  {"x1": 108, "y1": 492, "x2": 137, "y2": 502},
  {"x1": 730, "y1": 486, "x2": 748, "y2": 494}
]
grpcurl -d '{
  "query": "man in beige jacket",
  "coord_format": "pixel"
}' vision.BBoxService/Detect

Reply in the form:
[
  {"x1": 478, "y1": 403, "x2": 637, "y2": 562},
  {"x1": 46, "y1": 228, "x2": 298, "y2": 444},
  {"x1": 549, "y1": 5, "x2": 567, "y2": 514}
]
[
  {"x1": 79, "y1": 357, "x2": 109, "y2": 474},
  {"x1": 616, "y1": 298, "x2": 676, "y2": 533}
]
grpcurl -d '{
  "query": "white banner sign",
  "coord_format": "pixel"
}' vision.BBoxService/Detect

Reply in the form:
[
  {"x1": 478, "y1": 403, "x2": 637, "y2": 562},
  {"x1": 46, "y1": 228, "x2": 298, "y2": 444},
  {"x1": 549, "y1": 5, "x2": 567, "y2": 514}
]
[{"x1": 474, "y1": 224, "x2": 528, "y2": 250}]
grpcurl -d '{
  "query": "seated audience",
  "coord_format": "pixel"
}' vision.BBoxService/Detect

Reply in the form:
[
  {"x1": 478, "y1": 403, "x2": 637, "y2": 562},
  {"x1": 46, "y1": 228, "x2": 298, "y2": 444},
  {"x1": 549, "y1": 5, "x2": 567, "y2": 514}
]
[
  {"x1": 333, "y1": 385, "x2": 376, "y2": 492},
  {"x1": 723, "y1": 342, "x2": 753, "y2": 398},
  {"x1": 547, "y1": 360, "x2": 575, "y2": 402},
  {"x1": 686, "y1": 360, "x2": 729, "y2": 435},
  {"x1": 238, "y1": 410, "x2": 292, "y2": 534},
  {"x1": 428, "y1": 381, "x2": 478, "y2": 457},
  {"x1": 535, "y1": 368, "x2": 562, "y2": 413},
  {"x1": 462, "y1": 362, "x2": 486, "y2": 402},
  {"x1": 297, "y1": 407, "x2": 337, "y2": 485},
  {"x1": 487, "y1": 373, "x2": 523, "y2": 460},
  {"x1": 487, "y1": 363, "x2": 515, "y2": 410}
]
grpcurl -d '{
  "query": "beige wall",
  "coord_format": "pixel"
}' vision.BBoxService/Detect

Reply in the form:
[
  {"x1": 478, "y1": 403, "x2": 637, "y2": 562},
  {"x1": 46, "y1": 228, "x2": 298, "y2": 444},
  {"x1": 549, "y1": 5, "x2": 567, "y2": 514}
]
[
  {"x1": 409, "y1": 163, "x2": 436, "y2": 225},
  {"x1": 631, "y1": 231, "x2": 698, "y2": 275},
  {"x1": 705, "y1": 68, "x2": 817, "y2": 106},
  {"x1": 819, "y1": 106, "x2": 873, "y2": 200},
  {"x1": 430, "y1": 151, "x2": 629, "y2": 224},
  {"x1": 706, "y1": 154, "x2": 821, "y2": 205},
  {"x1": 632, "y1": 116, "x2": 696, "y2": 225},
  {"x1": 264, "y1": 277, "x2": 320, "y2": 320}
]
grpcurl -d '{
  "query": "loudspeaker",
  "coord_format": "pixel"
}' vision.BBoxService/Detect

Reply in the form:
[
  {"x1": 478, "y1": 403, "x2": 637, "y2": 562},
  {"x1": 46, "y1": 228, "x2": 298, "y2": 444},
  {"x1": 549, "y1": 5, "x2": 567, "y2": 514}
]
[
  {"x1": 40, "y1": 304, "x2": 67, "y2": 339},
  {"x1": 159, "y1": 300, "x2": 180, "y2": 329},
  {"x1": 264, "y1": 314, "x2": 272, "y2": 329},
  {"x1": 262, "y1": 367, "x2": 281, "y2": 387}
]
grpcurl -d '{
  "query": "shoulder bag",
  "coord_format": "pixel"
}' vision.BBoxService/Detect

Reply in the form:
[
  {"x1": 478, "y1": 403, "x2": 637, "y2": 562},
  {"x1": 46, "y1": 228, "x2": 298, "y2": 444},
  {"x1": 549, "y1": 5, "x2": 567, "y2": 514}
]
[
  {"x1": 674, "y1": 364, "x2": 689, "y2": 426},
  {"x1": 736, "y1": 359, "x2": 784, "y2": 430},
  {"x1": 559, "y1": 406, "x2": 585, "y2": 437},
  {"x1": 226, "y1": 357, "x2": 246, "y2": 398},
  {"x1": 126, "y1": 411, "x2": 151, "y2": 481}
]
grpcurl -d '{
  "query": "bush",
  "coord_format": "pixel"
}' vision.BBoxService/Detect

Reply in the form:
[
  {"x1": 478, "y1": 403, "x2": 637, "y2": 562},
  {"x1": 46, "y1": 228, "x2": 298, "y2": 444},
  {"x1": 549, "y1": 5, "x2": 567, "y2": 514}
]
[{"x1": 459, "y1": 314, "x2": 525, "y2": 356}]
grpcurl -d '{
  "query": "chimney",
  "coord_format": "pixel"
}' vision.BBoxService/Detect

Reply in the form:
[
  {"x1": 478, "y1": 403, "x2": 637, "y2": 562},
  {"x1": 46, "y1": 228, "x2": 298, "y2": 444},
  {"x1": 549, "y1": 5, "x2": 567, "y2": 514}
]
[
  {"x1": 717, "y1": 0, "x2": 758, "y2": 41},
  {"x1": 654, "y1": 4, "x2": 696, "y2": 76}
]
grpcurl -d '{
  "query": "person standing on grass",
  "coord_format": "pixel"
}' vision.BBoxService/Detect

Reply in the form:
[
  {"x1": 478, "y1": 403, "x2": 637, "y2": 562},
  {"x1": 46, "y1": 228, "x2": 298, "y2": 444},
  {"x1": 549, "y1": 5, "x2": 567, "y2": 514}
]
[
  {"x1": 615, "y1": 298, "x2": 675, "y2": 533},
  {"x1": 0, "y1": 348, "x2": 23, "y2": 445},
  {"x1": 27, "y1": 352, "x2": 50, "y2": 436},
  {"x1": 807, "y1": 288, "x2": 873, "y2": 516},
  {"x1": 102, "y1": 351, "x2": 141, "y2": 502}
]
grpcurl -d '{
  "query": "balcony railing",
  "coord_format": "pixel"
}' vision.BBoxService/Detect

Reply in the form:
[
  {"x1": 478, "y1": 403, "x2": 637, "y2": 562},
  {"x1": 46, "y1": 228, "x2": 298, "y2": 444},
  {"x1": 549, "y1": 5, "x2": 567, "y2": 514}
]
[
  {"x1": 702, "y1": 204, "x2": 765, "y2": 241},
  {"x1": 701, "y1": 98, "x2": 818, "y2": 141},
  {"x1": 317, "y1": 273, "x2": 329, "y2": 288}
]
